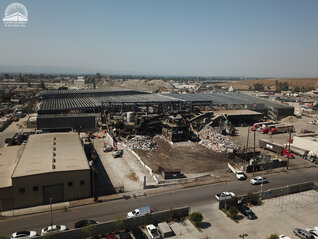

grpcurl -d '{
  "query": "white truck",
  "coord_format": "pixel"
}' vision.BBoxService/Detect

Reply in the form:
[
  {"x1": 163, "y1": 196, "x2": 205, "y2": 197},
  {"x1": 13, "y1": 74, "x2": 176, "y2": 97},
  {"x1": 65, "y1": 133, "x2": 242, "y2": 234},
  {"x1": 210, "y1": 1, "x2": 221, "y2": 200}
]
[
  {"x1": 127, "y1": 206, "x2": 152, "y2": 218},
  {"x1": 228, "y1": 163, "x2": 246, "y2": 180}
]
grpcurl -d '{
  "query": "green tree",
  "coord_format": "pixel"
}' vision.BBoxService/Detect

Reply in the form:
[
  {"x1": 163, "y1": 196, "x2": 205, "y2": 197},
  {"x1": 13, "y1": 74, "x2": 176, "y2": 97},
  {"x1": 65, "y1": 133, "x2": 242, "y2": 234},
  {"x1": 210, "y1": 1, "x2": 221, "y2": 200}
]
[
  {"x1": 40, "y1": 80, "x2": 45, "y2": 89},
  {"x1": 277, "y1": 82, "x2": 289, "y2": 92},
  {"x1": 275, "y1": 80, "x2": 279, "y2": 90},
  {"x1": 267, "y1": 233, "x2": 279, "y2": 239},
  {"x1": 253, "y1": 83, "x2": 264, "y2": 91},
  {"x1": 189, "y1": 212, "x2": 203, "y2": 226},
  {"x1": 293, "y1": 86, "x2": 301, "y2": 92}
]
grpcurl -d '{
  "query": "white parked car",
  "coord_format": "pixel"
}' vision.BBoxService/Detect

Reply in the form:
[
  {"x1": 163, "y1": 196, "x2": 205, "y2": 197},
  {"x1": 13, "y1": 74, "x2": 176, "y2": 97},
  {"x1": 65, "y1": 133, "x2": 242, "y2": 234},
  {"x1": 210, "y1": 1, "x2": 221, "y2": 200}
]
[
  {"x1": 250, "y1": 176, "x2": 269, "y2": 185},
  {"x1": 279, "y1": 235, "x2": 291, "y2": 239},
  {"x1": 306, "y1": 228, "x2": 318, "y2": 238},
  {"x1": 41, "y1": 225, "x2": 67, "y2": 235},
  {"x1": 146, "y1": 224, "x2": 161, "y2": 239},
  {"x1": 235, "y1": 171, "x2": 246, "y2": 180},
  {"x1": 215, "y1": 192, "x2": 236, "y2": 200},
  {"x1": 11, "y1": 231, "x2": 37, "y2": 239}
]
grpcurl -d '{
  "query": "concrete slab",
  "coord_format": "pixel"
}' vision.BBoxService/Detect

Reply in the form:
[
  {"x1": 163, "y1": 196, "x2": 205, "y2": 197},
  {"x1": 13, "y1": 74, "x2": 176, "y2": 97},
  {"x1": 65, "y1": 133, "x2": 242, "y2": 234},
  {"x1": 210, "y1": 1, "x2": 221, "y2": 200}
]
[
  {"x1": 94, "y1": 138, "x2": 154, "y2": 192},
  {"x1": 169, "y1": 219, "x2": 201, "y2": 238}
]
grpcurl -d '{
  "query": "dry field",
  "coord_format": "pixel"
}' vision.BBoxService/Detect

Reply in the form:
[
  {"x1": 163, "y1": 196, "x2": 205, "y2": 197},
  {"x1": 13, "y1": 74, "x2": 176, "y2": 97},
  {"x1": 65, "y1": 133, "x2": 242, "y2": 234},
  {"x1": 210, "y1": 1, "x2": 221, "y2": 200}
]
[{"x1": 217, "y1": 78, "x2": 318, "y2": 90}]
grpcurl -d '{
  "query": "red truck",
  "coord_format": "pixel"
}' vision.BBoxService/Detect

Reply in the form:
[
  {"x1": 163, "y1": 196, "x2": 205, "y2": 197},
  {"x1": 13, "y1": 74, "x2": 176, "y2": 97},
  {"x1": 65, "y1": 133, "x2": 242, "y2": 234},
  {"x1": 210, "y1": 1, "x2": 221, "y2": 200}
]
[
  {"x1": 260, "y1": 123, "x2": 278, "y2": 134},
  {"x1": 253, "y1": 121, "x2": 275, "y2": 129},
  {"x1": 268, "y1": 124, "x2": 294, "y2": 135}
]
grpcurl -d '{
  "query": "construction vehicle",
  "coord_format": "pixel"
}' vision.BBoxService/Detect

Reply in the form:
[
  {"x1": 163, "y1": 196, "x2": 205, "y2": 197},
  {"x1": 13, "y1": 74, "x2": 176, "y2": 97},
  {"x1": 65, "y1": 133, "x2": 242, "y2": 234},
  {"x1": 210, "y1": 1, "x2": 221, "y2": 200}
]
[
  {"x1": 189, "y1": 111, "x2": 214, "y2": 132},
  {"x1": 162, "y1": 114, "x2": 191, "y2": 142},
  {"x1": 211, "y1": 113, "x2": 237, "y2": 136},
  {"x1": 104, "y1": 111, "x2": 162, "y2": 138}
]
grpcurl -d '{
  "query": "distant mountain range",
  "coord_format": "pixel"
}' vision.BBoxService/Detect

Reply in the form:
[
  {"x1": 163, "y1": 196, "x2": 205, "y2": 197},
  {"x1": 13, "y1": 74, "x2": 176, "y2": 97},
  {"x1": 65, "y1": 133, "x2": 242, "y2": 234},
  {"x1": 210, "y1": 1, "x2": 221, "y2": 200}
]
[
  {"x1": 0, "y1": 65, "x2": 104, "y2": 74},
  {"x1": 0, "y1": 65, "x2": 316, "y2": 78}
]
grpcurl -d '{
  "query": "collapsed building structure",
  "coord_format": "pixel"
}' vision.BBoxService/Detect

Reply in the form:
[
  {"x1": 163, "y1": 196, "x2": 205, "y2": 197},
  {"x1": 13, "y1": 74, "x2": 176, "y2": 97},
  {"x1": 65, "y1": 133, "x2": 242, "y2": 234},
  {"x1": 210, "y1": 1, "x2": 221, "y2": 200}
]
[{"x1": 37, "y1": 89, "x2": 294, "y2": 140}]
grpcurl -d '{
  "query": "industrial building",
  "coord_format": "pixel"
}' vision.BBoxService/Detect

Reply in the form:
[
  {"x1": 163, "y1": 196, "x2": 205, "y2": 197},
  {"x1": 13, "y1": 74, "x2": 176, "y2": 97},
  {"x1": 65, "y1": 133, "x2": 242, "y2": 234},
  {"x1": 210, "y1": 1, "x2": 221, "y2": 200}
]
[
  {"x1": 36, "y1": 89, "x2": 294, "y2": 130},
  {"x1": 0, "y1": 132, "x2": 91, "y2": 210}
]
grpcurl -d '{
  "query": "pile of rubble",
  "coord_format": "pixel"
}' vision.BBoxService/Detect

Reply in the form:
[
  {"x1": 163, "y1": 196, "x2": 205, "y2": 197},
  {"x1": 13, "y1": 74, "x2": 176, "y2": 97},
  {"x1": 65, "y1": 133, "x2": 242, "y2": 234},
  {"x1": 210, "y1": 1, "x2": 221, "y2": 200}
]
[
  {"x1": 125, "y1": 135, "x2": 157, "y2": 150},
  {"x1": 198, "y1": 126, "x2": 241, "y2": 153}
]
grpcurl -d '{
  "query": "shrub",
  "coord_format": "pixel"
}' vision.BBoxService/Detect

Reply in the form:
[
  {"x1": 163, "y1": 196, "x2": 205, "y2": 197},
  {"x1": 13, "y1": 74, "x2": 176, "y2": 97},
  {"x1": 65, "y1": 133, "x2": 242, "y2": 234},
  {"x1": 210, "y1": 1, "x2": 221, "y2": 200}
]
[
  {"x1": 267, "y1": 233, "x2": 279, "y2": 239},
  {"x1": 226, "y1": 206, "x2": 238, "y2": 219},
  {"x1": 246, "y1": 192, "x2": 254, "y2": 204},
  {"x1": 189, "y1": 212, "x2": 203, "y2": 226}
]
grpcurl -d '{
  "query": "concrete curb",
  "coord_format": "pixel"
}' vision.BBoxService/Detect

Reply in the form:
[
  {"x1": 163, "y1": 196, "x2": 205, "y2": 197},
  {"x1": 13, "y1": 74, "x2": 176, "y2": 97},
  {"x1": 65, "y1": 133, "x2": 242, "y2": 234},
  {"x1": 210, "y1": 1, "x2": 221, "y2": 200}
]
[{"x1": 2, "y1": 165, "x2": 316, "y2": 218}]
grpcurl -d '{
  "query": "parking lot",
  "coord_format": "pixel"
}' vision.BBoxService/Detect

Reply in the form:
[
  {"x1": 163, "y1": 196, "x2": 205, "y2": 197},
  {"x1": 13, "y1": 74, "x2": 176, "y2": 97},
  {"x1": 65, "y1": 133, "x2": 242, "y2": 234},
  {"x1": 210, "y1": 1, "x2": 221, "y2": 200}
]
[{"x1": 193, "y1": 190, "x2": 318, "y2": 238}]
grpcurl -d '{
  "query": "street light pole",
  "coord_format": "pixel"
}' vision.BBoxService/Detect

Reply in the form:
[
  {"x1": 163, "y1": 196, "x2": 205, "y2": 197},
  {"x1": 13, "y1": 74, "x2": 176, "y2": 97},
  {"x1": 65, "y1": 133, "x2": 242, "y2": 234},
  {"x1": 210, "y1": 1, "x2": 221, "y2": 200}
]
[
  {"x1": 287, "y1": 130, "x2": 292, "y2": 170},
  {"x1": 260, "y1": 181, "x2": 264, "y2": 201},
  {"x1": 50, "y1": 197, "x2": 53, "y2": 227}
]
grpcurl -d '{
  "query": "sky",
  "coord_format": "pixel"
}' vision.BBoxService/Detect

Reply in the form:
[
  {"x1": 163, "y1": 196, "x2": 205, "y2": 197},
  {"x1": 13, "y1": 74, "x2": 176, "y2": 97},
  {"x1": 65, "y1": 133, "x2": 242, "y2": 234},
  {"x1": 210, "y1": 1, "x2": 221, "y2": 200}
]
[{"x1": 0, "y1": 0, "x2": 318, "y2": 77}]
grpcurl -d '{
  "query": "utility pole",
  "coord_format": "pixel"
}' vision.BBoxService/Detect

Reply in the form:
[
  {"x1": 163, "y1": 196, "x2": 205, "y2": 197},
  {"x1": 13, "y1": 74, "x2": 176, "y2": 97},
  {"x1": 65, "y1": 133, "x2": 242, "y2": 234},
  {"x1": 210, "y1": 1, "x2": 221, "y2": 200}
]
[
  {"x1": 253, "y1": 130, "x2": 256, "y2": 159},
  {"x1": 287, "y1": 130, "x2": 292, "y2": 170},
  {"x1": 50, "y1": 197, "x2": 53, "y2": 227},
  {"x1": 245, "y1": 126, "x2": 250, "y2": 171},
  {"x1": 224, "y1": 181, "x2": 228, "y2": 210},
  {"x1": 252, "y1": 129, "x2": 256, "y2": 174}
]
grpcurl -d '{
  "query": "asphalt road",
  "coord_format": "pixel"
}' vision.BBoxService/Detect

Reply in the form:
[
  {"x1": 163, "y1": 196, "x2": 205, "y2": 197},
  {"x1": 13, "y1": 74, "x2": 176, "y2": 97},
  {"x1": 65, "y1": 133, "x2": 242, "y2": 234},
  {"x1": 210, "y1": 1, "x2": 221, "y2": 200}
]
[
  {"x1": 0, "y1": 167, "x2": 318, "y2": 236},
  {"x1": 0, "y1": 122, "x2": 21, "y2": 147}
]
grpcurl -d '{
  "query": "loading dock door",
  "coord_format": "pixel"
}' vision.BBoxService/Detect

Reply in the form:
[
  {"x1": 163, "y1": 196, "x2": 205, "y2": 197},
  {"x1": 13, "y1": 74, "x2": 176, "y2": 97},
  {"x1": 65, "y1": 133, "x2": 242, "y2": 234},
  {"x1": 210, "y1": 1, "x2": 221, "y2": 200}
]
[{"x1": 43, "y1": 184, "x2": 64, "y2": 204}]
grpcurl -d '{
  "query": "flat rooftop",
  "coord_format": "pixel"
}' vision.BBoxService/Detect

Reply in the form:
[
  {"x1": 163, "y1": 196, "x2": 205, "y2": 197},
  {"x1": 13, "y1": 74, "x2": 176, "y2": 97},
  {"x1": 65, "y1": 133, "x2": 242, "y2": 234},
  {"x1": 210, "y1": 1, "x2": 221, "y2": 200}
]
[
  {"x1": 0, "y1": 146, "x2": 23, "y2": 187},
  {"x1": 38, "y1": 90, "x2": 293, "y2": 113},
  {"x1": 12, "y1": 132, "x2": 90, "y2": 178},
  {"x1": 213, "y1": 109, "x2": 263, "y2": 116}
]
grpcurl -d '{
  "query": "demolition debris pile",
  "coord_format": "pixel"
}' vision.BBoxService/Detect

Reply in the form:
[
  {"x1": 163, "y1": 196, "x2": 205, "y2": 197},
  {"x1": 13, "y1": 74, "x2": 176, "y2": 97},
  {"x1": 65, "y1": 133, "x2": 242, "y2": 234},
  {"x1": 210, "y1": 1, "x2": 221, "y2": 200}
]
[
  {"x1": 198, "y1": 126, "x2": 241, "y2": 153},
  {"x1": 125, "y1": 135, "x2": 157, "y2": 150}
]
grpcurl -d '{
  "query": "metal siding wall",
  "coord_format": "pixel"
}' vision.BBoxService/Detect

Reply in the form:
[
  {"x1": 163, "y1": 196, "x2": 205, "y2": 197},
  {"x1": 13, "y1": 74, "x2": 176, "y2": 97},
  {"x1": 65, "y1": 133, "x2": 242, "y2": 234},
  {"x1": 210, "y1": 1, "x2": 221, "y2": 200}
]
[{"x1": 37, "y1": 115, "x2": 95, "y2": 130}]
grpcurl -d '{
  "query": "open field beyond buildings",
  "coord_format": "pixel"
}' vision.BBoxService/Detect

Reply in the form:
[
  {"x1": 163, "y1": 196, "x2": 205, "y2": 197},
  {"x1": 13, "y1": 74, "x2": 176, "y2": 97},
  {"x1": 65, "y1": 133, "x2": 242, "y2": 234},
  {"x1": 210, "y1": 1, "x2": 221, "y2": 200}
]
[{"x1": 217, "y1": 78, "x2": 318, "y2": 90}]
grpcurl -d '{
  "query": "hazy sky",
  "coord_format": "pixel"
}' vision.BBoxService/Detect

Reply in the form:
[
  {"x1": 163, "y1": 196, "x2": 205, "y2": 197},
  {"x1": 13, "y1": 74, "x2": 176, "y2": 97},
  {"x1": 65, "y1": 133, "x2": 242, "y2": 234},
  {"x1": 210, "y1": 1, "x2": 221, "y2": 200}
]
[{"x1": 1, "y1": 0, "x2": 318, "y2": 77}]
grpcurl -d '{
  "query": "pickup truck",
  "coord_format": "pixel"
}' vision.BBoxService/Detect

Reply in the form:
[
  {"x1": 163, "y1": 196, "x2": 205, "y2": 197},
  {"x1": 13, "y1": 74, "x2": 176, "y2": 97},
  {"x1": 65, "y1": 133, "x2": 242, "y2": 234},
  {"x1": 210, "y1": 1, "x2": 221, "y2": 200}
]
[
  {"x1": 215, "y1": 192, "x2": 236, "y2": 201},
  {"x1": 127, "y1": 206, "x2": 152, "y2": 218},
  {"x1": 235, "y1": 171, "x2": 246, "y2": 180}
]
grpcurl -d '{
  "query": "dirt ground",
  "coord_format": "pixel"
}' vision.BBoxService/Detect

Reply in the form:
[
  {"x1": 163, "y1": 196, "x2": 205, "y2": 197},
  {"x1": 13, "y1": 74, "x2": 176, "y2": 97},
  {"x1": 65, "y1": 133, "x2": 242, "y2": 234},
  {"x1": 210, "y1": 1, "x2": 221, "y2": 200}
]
[
  {"x1": 216, "y1": 78, "x2": 318, "y2": 90},
  {"x1": 135, "y1": 137, "x2": 228, "y2": 174}
]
